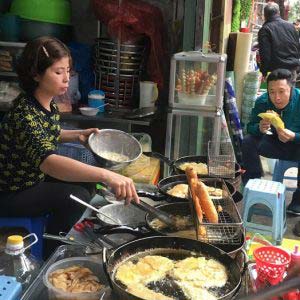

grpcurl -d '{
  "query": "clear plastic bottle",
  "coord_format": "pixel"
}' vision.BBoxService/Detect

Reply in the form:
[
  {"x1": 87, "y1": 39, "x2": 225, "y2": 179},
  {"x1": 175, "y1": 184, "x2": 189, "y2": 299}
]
[{"x1": 0, "y1": 234, "x2": 41, "y2": 289}]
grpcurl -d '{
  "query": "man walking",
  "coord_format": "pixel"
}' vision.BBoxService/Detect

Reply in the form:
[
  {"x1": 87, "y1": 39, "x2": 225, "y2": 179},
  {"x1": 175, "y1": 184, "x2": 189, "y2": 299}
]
[{"x1": 258, "y1": 2, "x2": 300, "y2": 82}]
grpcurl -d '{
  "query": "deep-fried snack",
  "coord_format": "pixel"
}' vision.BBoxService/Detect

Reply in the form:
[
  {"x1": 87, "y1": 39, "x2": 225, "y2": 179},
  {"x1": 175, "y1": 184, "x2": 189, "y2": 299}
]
[
  {"x1": 48, "y1": 265, "x2": 102, "y2": 294},
  {"x1": 167, "y1": 183, "x2": 189, "y2": 198},
  {"x1": 170, "y1": 257, "x2": 228, "y2": 288},
  {"x1": 195, "y1": 181, "x2": 218, "y2": 223},
  {"x1": 115, "y1": 255, "x2": 174, "y2": 286},
  {"x1": 258, "y1": 110, "x2": 285, "y2": 129},
  {"x1": 179, "y1": 162, "x2": 208, "y2": 175},
  {"x1": 127, "y1": 283, "x2": 174, "y2": 300}
]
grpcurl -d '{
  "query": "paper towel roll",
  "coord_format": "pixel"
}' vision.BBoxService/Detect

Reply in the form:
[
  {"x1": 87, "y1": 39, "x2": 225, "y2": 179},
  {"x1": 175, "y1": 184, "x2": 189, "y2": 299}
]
[{"x1": 234, "y1": 32, "x2": 253, "y2": 114}]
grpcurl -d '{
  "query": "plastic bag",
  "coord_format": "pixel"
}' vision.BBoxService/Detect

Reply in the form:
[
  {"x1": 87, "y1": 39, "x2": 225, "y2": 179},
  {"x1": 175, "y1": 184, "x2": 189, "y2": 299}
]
[{"x1": 91, "y1": 0, "x2": 165, "y2": 89}]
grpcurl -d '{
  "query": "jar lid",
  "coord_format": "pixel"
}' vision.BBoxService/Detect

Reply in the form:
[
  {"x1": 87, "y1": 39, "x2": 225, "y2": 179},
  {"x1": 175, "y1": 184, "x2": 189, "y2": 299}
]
[
  {"x1": 7, "y1": 235, "x2": 23, "y2": 245},
  {"x1": 6, "y1": 235, "x2": 24, "y2": 252}
]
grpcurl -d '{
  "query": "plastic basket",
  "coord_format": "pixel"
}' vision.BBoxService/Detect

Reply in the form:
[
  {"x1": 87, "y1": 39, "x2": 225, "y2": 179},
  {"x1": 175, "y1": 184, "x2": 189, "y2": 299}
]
[
  {"x1": 254, "y1": 246, "x2": 291, "y2": 284},
  {"x1": 57, "y1": 143, "x2": 98, "y2": 166}
]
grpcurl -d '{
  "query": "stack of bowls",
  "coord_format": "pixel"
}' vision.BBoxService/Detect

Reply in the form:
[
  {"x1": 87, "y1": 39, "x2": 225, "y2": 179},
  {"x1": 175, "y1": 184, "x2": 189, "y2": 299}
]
[{"x1": 9, "y1": 0, "x2": 72, "y2": 42}]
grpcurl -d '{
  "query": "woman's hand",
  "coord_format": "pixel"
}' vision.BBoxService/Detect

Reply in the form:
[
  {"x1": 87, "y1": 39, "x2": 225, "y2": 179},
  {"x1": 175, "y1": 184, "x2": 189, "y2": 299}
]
[
  {"x1": 277, "y1": 128, "x2": 295, "y2": 143},
  {"x1": 259, "y1": 119, "x2": 271, "y2": 133},
  {"x1": 78, "y1": 128, "x2": 100, "y2": 146},
  {"x1": 104, "y1": 171, "x2": 139, "y2": 205}
]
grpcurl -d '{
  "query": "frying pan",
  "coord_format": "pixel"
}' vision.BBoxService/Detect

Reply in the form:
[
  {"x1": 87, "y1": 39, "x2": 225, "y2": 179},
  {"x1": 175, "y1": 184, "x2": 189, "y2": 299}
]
[
  {"x1": 103, "y1": 236, "x2": 241, "y2": 300},
  {"x1": 95, "y1": 202, "x2": 245, "y2": 259},
  {"x1": 135, "y1": 175, "x2": 236, "y2": 203},
  {"x1": 145, "y1": 152, "x2": 242, "y2": 192}
]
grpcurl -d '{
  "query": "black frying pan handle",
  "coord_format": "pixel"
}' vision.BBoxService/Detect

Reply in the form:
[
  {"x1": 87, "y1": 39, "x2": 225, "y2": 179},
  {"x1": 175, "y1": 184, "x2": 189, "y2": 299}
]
[
  {"x1": 143, "y1": 152, "x2": 173, "y2": 166},
  {"x1": 137, "y1": 190, "x2": 166, "y2": 201},
  {"x1": 102, "y1": 247, "x2": 114, "y2": 289}
]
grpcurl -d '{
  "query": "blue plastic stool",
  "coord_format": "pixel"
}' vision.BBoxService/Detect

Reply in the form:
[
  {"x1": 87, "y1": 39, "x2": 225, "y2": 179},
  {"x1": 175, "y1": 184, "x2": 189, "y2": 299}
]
[
  {"x1": 0, "y1": 216, "x2": 48, "y2": 260},
  {"x1": 0, "y1": 276, "x2": 22, "y2": 300},
  {"x1": 272, "y1": 160, "x2": 298, "y2": 191},
  {"x1": 243, "y1": 179, "x2": 286, "y2": 245}
]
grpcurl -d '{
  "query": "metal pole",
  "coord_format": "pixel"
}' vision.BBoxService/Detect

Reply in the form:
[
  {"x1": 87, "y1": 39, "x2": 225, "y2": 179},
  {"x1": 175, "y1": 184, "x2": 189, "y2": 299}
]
[{"x1": 115, "y1": 0, "x2": 122, "y2": 110}]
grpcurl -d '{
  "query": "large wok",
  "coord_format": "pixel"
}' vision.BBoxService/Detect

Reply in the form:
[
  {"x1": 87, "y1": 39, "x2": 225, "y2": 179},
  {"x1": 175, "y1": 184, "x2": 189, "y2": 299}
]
[
  {"x1": 103, "y1": 236, "x2": 242, "y2": 300},
  {"x1": 136, "y1": 175, "x2": 236, "y2": 203},
  {"x1": 95, "y1": 202, "x2": 245, "y2": 260},
  {"x1": 146, "y1": 153, "x2": 243, "y2": 193}
]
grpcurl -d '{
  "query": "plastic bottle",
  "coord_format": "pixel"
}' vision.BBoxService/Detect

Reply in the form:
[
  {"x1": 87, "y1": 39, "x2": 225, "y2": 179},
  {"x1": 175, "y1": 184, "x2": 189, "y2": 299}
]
[
  {"x1": 283, "y1": 246, "x2": 300, "y2": 300},
  {"x1": 0, "y1": 234, "x2": 41, "y2": 289}
]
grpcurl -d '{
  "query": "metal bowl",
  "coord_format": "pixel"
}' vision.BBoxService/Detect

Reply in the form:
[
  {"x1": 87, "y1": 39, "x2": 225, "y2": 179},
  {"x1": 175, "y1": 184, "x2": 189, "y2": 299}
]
[{"x1": 88, "y1": 129, "x2": 142, "y2": 170}]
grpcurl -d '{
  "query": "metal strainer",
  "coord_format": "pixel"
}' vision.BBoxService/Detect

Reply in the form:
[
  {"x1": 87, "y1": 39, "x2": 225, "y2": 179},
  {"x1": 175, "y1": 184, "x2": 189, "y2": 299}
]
[{"x1": 88, "y1": 129, "x2": 142, "y2": 170}]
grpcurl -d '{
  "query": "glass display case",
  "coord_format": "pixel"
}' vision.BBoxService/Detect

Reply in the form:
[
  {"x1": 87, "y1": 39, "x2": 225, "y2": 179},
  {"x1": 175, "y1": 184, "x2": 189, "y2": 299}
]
[{"x1": 168, "y1": 51, "x2": 227, "y2": 110}]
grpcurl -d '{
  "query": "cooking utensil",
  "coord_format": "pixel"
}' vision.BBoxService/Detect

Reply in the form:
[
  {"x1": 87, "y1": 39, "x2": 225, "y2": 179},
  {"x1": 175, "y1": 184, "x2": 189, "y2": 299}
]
[
  {"x1": 96, "y1": 203, "x2": 146, "y2": 226},
  {"x1": 145, "y1": 152, "x2": 243, "y2": 192},
  {"x1": 146, "y1": 201, "x2": 243, "y2": 245},
  {"x1": 157, "y1": 175, "x2": 235, "y2": 202},
  {"x1": 88, "y1": 129, "x2": 142, "y2": 170},
  {"x1": 99, "y1": 187, "x2": 177, "y2": 228},
  {"x1": 43, "y1": 233, "x2": 97, "y2": 249},
  {"x1": 103, "y1": 236, "x2": 242, "y2": 300},
  {"x1": 70, "y1": 194, "x2": 120, "y2": 225}
]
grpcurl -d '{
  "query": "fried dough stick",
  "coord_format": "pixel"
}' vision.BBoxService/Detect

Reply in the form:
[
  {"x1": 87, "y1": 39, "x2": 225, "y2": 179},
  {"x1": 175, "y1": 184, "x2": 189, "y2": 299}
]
[
  {"x1": 195, "y1": 181, "x2": 218, "y2": 223},
  {"x1": 185, "y1": 167, "x2": 206, "y2": 236}
]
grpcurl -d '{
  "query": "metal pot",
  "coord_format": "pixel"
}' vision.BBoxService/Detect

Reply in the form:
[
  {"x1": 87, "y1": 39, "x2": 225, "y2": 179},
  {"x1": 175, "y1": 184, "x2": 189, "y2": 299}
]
[
  {"x1": 88, "y1": 129, "x2": 142, "y2": 170},
  {"x1": 103, "y1": 236, "x2": 242, "y2": 300}
]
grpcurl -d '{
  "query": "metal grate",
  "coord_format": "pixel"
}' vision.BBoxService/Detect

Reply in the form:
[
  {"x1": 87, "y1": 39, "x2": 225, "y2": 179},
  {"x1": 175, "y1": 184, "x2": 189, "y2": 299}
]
[
  {"x1": 208, "y1": 140, "x2": 235, "y2": 179},
  {"x1": 189, "y1": 179, "x2": 243, "y2": 245}
]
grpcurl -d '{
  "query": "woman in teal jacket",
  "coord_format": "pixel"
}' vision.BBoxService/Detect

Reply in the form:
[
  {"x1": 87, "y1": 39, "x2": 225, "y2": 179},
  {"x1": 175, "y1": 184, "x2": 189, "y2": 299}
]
[{"x1": 241, "y1": 69, "x2": 300, "y2": 216}]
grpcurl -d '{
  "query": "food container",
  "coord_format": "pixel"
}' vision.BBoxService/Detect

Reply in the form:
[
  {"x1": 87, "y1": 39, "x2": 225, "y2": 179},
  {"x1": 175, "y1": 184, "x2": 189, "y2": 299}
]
[
  {"x1": 79, "y1": 107, "x2": 99, "y2": 116},
  {"x1": 88, "y1": 129, "x2": 142, "y2": 170},
  {"x1": 169, "y1": 51, "x2": 227, "y2": 110},
  {"x1": 88, "y1": 90, "x2": 105, "y2": 113},
  {"x1": 43, "y1": 256, "x2": 106, "y2": 300}
]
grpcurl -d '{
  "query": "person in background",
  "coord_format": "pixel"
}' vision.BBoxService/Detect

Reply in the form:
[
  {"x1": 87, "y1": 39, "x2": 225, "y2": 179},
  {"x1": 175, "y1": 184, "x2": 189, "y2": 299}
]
[
  {"x1": 258, "y1": 2, "x2": 300, "y2": 82},
  {"x1": 0, "y1": 36, "x2": 139, "y2": 256},
  {"x1": 241, "y1": 69, "x2": 300, "y2": 220}
]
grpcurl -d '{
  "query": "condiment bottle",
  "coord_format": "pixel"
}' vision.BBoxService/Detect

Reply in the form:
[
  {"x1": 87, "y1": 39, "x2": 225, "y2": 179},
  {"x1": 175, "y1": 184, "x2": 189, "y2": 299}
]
[{"x1": 0, "y1": 234, "x2": 40, "y2": 289}]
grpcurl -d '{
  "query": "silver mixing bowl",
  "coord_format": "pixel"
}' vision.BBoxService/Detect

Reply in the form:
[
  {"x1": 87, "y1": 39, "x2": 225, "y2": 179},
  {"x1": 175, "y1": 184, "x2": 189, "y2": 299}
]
[{"x1": 88, "y1": 129, "x2": 142, "y2": 170}]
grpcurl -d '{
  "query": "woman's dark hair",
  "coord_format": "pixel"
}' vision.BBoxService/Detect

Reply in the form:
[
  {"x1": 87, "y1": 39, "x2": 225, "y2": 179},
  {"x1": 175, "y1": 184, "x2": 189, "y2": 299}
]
[
  {"x1": 16, "y1": 36, "x2": 72, "y2": 94},
  {"x1": 267, "y1": 69, "x2": 293, "y2": 87},
  {"x1": 264, "y1": 2, "x2": 280, "y2": 21}
]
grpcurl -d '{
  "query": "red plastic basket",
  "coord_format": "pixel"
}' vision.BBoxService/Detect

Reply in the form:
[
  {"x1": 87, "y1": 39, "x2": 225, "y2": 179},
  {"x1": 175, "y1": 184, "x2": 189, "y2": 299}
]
[{"x1": 254, "y1": 246, "x2": 291, "y2": 285}]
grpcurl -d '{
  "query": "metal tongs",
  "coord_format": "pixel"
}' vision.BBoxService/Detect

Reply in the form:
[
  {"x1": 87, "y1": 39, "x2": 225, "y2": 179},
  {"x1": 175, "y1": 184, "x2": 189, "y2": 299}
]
[{"x1": 100, "y1": 187, "x2": 177, "y2": 228}]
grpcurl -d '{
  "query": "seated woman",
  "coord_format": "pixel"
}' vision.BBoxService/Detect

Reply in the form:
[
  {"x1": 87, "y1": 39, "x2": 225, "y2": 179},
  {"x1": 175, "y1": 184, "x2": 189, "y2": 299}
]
[{"x1": 0, "y1": 36, "x2": 139, "y2": 256}]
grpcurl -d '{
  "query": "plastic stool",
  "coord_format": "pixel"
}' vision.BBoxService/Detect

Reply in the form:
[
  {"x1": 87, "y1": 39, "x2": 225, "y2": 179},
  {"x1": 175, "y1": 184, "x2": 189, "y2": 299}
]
[
  {"x1": 0, "y1": 216, "x2": 48, "y2": 260},
  {"x1": 272, "y1": 160, "x2": 298, "y2": 191},
  {"x1": 243, "y1": 179, "x2": 286, "y2": 245}
]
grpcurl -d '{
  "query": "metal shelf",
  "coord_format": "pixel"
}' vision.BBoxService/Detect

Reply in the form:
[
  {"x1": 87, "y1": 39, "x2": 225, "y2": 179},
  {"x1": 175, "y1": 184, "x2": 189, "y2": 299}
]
[
  {"x1": 0, "y1": 71, "x2": 18, "y2": 77},
  {"x1": 0, "y1": 41, "x2": 26, "y2": 48}
]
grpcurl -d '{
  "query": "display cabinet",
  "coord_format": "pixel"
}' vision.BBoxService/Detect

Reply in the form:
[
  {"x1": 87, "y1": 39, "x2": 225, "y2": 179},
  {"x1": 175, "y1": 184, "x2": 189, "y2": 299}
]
[{"x1": 168, "y1": 51, "x2": 227, "y2": 111}]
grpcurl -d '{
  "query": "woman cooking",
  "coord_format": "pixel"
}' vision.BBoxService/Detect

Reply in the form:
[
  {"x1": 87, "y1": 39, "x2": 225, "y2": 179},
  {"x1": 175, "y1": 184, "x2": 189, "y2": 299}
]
[{"x1": 0, "y1": 36, "x2": 139, "y2": 256}]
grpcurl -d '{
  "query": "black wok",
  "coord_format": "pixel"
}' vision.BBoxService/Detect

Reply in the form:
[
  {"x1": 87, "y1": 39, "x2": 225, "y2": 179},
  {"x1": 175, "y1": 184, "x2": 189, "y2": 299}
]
[
  {"x1": 145, "y1": 152, "x2": 243, "y2": 193},
  {"x1": 103, "y1": 236, "x2": 242, "y2": 300},
  {"x1": 136, "y1": 175, "x2": 236, "y2": 203}
]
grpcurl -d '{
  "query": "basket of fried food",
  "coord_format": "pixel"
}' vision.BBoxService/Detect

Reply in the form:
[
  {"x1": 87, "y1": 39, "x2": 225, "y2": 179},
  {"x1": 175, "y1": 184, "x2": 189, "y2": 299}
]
[
  {"x1": 43, "y1": 257, "x2": 105, "y2": 300},
  {"x1": 185, "y1": 167, "x2": 243, "y2": 245}
]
